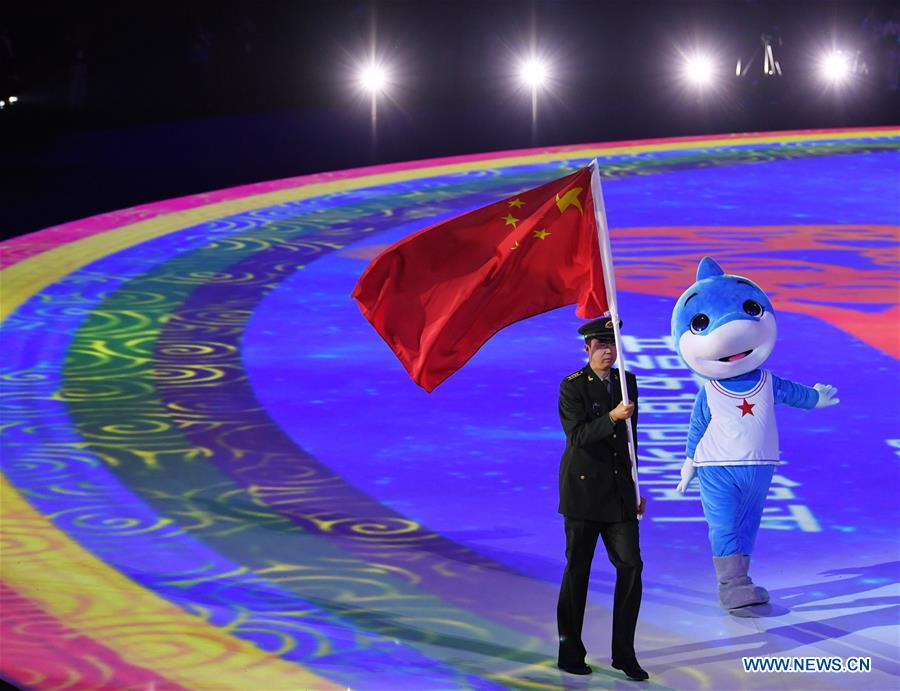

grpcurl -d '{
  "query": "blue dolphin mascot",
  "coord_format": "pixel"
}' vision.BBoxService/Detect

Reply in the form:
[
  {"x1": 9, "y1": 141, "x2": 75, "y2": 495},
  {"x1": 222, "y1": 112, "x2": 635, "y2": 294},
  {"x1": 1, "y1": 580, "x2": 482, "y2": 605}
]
[{"x1": 672, "y1": 257, "x2": 839, "y2": 610}]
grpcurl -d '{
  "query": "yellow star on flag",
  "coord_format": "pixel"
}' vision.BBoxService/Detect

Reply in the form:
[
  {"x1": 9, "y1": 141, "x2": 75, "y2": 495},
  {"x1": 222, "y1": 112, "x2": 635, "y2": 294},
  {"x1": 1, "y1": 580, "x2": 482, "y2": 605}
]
[
  {"x1": 533, "y1": 229, "x2": 551, "y2": 240},
  {"x1": 555, "y1": 187, "x2": 584, "y2": 215},
  {"x1": 503, "y1": 213, "x2": 520, "y2": 228},
  {"x1": 508, "y1": 198, "x2": 525, "y2": 208}
]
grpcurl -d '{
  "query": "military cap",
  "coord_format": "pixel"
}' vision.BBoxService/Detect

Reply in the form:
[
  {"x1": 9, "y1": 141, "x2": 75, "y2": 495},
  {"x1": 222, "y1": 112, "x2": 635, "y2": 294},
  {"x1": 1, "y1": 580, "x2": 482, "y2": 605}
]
[{"x1": 578, "y1": 316, "x2": 622, "y2": 342}]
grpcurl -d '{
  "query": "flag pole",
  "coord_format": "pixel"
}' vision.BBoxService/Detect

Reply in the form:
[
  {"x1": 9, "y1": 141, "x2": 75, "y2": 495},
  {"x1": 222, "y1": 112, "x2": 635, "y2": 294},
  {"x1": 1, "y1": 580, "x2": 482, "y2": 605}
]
[{"x1": 589, "y1": 159, "x2": 641, "y2": 513}]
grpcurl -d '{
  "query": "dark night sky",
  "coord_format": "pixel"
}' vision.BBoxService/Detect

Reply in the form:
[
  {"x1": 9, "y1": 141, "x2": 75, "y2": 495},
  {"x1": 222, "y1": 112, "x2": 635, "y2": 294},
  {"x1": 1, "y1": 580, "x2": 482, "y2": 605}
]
[{"x1": 1, "y1": 0, "x2": 897, "y2": 240}]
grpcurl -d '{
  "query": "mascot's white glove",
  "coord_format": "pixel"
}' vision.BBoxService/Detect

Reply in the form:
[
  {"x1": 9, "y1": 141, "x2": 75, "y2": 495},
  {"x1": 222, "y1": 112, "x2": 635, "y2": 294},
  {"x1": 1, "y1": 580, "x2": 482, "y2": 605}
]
[
  {"x1": 675, "y1": 458, "x2": 696, "y2": 493},
  {"x1": 813, "y1": 383, "x2": 840, "y2": 408}
]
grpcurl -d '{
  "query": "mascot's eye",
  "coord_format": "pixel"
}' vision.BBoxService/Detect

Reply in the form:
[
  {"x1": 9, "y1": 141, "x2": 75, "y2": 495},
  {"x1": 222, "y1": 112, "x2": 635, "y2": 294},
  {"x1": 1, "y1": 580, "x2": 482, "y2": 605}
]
[
  {"x1": 690, "y1": 314, "x2": 710, "y2": 333},
  {"x1": 743, "y1": 300, "x2": 763, "y2": 317}
]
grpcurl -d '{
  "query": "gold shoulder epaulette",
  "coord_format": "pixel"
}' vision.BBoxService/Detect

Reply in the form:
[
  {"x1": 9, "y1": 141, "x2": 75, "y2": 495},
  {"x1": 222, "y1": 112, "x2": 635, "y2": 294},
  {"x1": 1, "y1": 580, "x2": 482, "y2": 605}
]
[{"x1": 566, "y1": 370, "x2": 584, "y2": 381}]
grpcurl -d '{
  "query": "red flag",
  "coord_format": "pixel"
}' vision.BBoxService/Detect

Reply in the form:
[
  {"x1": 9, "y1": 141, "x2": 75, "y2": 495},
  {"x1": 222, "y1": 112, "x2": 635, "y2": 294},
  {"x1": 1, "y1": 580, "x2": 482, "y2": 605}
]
[{"x1": 352, "y1": 165, "x2": 607, "y2": 391}]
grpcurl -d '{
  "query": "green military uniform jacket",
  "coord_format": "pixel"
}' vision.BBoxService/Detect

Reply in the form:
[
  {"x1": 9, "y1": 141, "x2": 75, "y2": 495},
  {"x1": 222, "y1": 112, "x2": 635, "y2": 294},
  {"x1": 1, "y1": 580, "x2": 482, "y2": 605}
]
[{"x1": 557, "y1": 365, "x2": 639, "y2": 522}]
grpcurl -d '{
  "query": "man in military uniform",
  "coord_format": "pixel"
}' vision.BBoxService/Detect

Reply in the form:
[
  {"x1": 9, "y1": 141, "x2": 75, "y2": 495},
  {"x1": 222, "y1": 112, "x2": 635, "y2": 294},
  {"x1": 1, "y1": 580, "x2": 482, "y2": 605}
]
[{"x1": 556, "y1": 317, "x2": 648, "y2": 681}]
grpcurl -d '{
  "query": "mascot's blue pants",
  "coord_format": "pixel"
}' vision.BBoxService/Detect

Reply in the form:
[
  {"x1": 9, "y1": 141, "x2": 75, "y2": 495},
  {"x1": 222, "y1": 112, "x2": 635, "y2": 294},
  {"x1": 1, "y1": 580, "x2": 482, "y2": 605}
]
[{"x1": 697, "y1": 465, "x2": 775, "y2": 557}]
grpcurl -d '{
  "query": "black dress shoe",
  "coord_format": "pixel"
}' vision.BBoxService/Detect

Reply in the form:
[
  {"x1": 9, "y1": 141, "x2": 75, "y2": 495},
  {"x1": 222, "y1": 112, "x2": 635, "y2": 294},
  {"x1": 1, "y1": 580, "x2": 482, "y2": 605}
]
[
  {"x1": 557, "y1": 661, "x2": 592, "y2": 675},
  {"x1": 611, "y1": 659, "x2": 649, "y2": 681}
]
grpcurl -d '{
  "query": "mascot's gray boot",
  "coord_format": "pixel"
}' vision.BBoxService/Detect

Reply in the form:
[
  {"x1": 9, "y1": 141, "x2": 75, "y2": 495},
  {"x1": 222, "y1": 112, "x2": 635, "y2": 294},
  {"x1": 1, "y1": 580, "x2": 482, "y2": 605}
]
[{"x1": 713, "y1": 554, "x2": 770, "y2": 610}]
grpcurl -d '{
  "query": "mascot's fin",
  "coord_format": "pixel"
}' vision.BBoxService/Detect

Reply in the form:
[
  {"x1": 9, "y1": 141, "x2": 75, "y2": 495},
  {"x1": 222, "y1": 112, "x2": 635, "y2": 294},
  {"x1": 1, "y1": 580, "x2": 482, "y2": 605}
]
[{"x1": 697, "y1": 256, "x2": 725, "y2": 281}]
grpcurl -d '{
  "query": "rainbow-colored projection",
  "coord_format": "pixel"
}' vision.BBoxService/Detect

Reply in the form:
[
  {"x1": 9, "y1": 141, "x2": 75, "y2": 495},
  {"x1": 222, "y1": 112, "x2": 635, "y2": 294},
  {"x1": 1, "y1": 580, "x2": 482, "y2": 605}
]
[{"x1": 2, "y1": 128, "x2": 898, "y2": 690}]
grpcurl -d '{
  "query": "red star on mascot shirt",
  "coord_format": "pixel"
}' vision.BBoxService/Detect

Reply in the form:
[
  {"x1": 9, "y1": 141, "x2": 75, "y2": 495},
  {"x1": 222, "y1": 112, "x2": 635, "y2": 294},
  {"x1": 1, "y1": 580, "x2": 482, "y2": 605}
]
[{"x1": 737, "y1": 398, "x2": 755, "y2": 417}]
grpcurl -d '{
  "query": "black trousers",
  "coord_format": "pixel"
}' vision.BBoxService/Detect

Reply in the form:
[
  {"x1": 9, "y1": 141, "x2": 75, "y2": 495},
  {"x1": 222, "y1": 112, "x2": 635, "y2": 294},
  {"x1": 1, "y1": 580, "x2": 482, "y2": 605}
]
[{"x1": 557, "y1": 517, "x2": 642, "y2": 665}]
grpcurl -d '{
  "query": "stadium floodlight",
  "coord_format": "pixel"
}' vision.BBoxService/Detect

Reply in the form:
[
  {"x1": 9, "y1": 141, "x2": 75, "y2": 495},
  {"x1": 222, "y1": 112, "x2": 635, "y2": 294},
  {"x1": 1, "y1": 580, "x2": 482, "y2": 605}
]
[
  {"x1": 820, "y1": 51, "x2": 851, "y2": 83},
  {"x1": 762, "y1": 33, "x2": 782, "y2": 76},
  {"x1": 516, "y1": 55, "x2": 551, "y2": 144},
  {"x1": 355, "y1": 57, "x2": 392, "y2": 152},
  {"x1": 358, "y1": 63, "x2": 388, "y2": 93},
  {"x1": 684, "y1": 54, "x2": 714, "y2": 87},
  {"x1": 519, "y1": 58, "x2": 548, "y2": 89}
]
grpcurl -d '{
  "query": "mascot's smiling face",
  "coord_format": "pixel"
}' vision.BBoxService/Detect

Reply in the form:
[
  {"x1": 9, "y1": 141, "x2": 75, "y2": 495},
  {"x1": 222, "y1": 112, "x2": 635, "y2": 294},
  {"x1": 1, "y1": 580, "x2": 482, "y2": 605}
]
[{"x1": 672, "y1": 257, "x2": 777, "y2": 380}]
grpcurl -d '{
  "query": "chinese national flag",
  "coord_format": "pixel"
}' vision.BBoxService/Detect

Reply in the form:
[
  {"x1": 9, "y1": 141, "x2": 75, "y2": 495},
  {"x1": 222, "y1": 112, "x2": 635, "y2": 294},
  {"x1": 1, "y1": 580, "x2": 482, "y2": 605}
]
[{"x1": 352, "y1": 165, "x2": 607, "y2": 392}]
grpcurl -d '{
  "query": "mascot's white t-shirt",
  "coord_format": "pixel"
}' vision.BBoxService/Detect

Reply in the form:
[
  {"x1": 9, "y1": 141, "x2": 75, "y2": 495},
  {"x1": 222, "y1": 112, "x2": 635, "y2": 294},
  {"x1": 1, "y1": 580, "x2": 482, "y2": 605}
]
[{"x1": 694, "y1": 370, "x2": 779, "y2": 466}]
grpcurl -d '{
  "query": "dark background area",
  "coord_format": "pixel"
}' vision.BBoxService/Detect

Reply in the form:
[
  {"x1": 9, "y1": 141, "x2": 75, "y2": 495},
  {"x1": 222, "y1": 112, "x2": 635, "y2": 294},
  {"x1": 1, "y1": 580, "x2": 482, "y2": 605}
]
[{"x1": 1, "y1": 0, "x2": 897, "y2": 241}]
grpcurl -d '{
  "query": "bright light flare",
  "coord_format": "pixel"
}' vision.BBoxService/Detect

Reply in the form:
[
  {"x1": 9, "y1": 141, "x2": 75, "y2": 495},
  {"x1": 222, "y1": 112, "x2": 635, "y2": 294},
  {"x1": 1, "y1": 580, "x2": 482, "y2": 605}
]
[
  {"x1": 684, "y1": 54, "x2": 714, "y2": 86},
  {"x1": 358, "y1": 63, "x2": 388, "y2": 93},
  {"x1": 519, "y1": 58, "x2": 548, "y2": 89},
  {"x1": 8, "y1": 95, "x2": 18, "y2": 104},
  {"x1": 820, "y1": 51, "x2": 851, "y2": 83}
]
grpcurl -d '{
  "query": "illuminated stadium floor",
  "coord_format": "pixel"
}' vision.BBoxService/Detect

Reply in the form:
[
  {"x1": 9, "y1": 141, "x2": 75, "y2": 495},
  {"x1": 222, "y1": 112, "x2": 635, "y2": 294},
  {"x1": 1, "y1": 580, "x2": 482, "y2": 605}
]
[{"x1": 2, "y1": 128, "x2": 898, "y2": 690}]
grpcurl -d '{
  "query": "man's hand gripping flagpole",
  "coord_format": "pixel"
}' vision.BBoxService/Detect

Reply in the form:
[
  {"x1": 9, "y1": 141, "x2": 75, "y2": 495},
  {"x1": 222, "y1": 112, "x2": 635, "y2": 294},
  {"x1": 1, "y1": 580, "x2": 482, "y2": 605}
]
[{"x1": 589, "y1": 160, "x2": 643, "y2": 518}]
